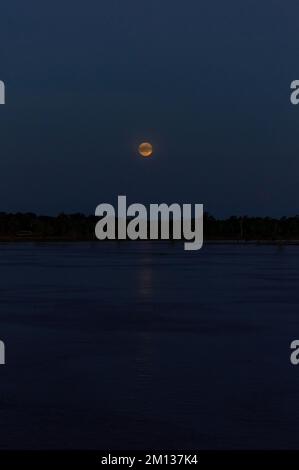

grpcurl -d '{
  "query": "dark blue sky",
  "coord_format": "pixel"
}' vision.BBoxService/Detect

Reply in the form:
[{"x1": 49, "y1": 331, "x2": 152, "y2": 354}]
[{"x1": 0, "y1": 0, "x2": 299, "y2": 216}]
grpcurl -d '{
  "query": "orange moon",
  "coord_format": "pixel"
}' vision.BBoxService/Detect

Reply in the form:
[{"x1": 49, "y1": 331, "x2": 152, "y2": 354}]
[{"x1": 138, "y1": 142, "x2": 153, "y2": 157}]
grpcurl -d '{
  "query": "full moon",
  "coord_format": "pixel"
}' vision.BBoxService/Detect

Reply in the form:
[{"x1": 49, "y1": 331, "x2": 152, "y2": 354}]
[{"x1": 138, "y1": 142, "x2": 153, "y2": 157}]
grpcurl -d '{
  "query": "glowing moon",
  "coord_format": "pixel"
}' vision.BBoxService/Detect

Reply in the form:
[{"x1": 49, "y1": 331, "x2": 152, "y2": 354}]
[{"x1": 138, "y1": 142, "x2": 153, "y2": 157}]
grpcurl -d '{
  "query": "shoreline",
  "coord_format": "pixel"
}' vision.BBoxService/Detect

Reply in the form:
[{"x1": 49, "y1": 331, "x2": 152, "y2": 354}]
[{"x1": 0, "y1": 237, "x2": 298, "y2": 245}]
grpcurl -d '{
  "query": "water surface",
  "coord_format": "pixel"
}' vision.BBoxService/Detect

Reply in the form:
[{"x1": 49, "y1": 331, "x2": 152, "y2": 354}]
[{"x1": 0, "y1": 242, "x2": 298, "y2": 449}]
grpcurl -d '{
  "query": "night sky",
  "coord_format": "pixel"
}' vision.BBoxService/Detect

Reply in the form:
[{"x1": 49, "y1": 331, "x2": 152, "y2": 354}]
[{"x1": 0, "y1": 0, "x2": 299, "y2": 216}]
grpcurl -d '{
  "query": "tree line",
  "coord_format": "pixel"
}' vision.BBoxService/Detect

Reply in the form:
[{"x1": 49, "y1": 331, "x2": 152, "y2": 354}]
[{"x1": 0, "y1": 212, "x2": 298, "y2": 241}]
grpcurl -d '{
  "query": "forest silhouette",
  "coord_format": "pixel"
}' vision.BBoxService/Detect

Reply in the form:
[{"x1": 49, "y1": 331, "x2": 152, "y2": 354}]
[{"x1": 0, "y1": 212, "x2": 298, "y2": 243}]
